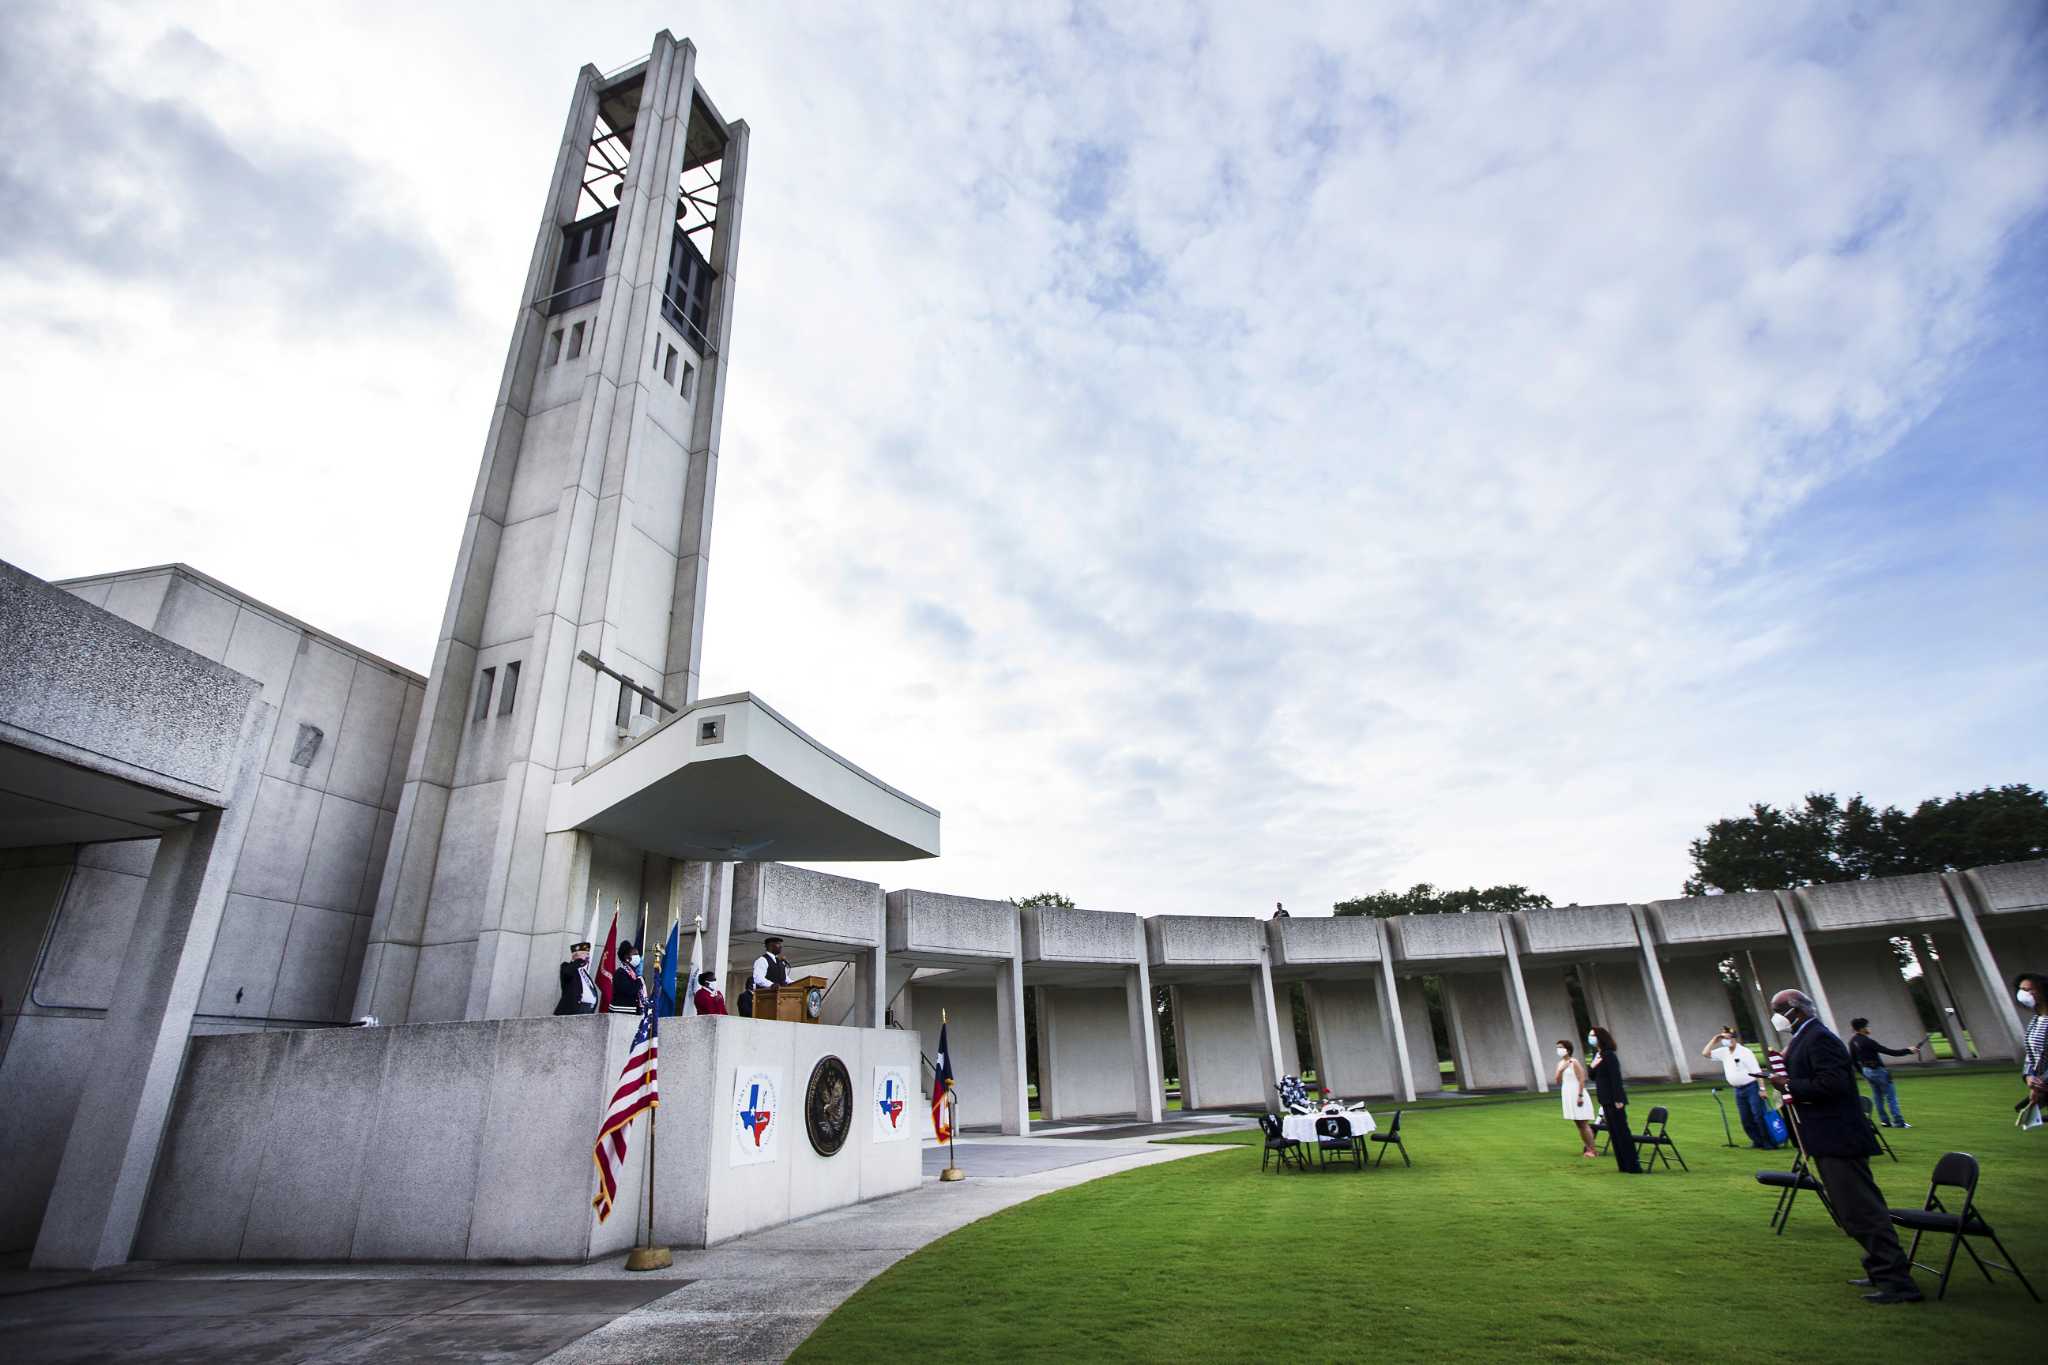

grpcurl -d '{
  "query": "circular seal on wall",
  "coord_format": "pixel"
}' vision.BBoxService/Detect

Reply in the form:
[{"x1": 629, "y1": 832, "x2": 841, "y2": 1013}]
[{"x1": 805, "y1": 1054, "x2": 854, "y2": 1156}]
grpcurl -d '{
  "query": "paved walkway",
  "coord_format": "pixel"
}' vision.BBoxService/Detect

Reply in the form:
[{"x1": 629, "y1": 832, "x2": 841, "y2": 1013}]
[{"x1": 0, "y1": 1130, "x2": 1230, "y2": 1365}]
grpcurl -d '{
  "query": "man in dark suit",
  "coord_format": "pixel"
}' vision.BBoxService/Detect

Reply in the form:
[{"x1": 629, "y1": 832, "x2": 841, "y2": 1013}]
[
  {"x1": 554, "y1": 940, "x2": 598, "y2": 1016},
  {"x1": 1763, "y1": 988, "x2": 1920, "y2": 1304}
]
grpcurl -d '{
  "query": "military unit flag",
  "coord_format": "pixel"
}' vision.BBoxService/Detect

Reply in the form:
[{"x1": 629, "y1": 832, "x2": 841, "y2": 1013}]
[{"x1": 592, "y1": 1003, "x2": 659, "y2": 1222}]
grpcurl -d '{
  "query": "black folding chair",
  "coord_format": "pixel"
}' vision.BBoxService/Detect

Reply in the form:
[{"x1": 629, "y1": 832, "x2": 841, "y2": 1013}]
[
  {"x1": 1592, "y1": 1117, "x2": 1610, "y2": 1154},
  {"x1": 1858, "y1": 1096, "x2": 1898, "y2": 1162},
  {"x1": 1313, "y1": 1115, "x2": 1363, "y2": 1170},
  {"x1": 1368, "y1": 1108, "x2": 1410, "y2": 1167},
  {"x1": 1887, "y1": 1152, "x2": 2040, "y2": 1302},
  {"x1": 1635, "y1": 1105, "x2": 1688, "y2": 1172},
  {"x1": 1755, "y1": 1163, "x2": 1831, "y2": 1234},
  {"x1": 1258, "y1": 1113, "x2": 1308, "y2": 1172}
]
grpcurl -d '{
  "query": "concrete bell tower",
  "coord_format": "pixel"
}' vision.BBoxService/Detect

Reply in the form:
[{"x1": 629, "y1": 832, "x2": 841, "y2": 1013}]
[{"x1": 355, "y1": 33, "x2": 748, "y2": 1023}]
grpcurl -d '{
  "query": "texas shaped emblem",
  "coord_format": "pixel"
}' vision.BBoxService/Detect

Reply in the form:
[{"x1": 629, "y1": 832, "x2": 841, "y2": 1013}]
[
  {"x1": 878, "y1": 1076, "x2": 903, "y2": 1127},
  {"x1": 741, "y1": 1082, "x2": 773, "y2": 1145}
]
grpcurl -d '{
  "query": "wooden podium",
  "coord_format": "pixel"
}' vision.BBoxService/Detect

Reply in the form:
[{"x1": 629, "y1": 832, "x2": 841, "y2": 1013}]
[{"x1": 752, "y1": 976, "x2": 830, "y2": 1023}]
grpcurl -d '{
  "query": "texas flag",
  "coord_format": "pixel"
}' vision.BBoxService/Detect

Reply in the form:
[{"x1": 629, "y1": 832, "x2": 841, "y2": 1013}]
[
  {"x1": 878, "y1": 1075, "x2": 904, "y2": 1129},
  {"x1": 740, "y1": 1081, "x2": 773, "y2": 1146},
  {"x1": 930, "y1": 1018, "x2": 954, "y2": 1141}
]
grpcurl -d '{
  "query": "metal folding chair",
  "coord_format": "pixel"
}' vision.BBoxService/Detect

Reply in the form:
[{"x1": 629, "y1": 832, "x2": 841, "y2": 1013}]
[{"x1": 1888, "y1": 1152, "x2": 2040, "y2": 1302}]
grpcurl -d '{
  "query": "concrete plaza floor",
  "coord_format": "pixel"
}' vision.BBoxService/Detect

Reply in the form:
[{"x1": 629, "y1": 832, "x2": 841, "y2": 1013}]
[{"x1": 0, "y1": 1124, "x2": 1231, "y2": 1365}]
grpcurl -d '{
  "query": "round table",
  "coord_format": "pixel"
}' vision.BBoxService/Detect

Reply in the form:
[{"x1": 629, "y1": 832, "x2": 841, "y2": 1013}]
[{"x1": 1281, "y1": 1109, "x2": 1375, "y2": 1144}]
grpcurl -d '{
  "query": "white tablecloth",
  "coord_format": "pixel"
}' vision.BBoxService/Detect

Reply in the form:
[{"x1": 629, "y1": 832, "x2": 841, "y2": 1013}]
[{"x1": 1282, "y1": 1110, "x2": 1375, "y2": 1143}]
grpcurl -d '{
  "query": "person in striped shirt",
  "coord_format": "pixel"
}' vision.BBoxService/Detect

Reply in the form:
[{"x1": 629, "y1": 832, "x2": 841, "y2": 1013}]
[{"x1": 2016, "y1": 971, "x2": 2047, "y2": 1110}]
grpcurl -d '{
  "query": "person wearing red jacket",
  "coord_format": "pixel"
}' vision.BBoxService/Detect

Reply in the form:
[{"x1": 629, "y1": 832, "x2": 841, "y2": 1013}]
[{"x1": 693, "y1": 971, "x2": 729, "y2": 1015}]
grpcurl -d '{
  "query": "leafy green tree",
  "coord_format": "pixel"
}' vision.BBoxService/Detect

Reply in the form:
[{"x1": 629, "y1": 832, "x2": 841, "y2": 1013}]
[
  {"x1": 1684, "y1": 785, "x2": 2048, "y2": 895},
  {"x1": 1332, "y1": 883, "x2": 1553, "y2": 917}
]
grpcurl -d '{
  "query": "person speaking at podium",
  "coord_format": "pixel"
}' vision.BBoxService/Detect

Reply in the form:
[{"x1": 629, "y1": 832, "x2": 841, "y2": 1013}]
[{"x1": 742, "y1": 937, "x2": 789, "y2": 1018}]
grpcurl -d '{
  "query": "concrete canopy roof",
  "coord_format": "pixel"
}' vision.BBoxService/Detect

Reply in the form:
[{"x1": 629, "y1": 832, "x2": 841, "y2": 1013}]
[
  {"x1": 1265, "y1": 915, "x2": 1385, "y2": 980},
  {"x1": 548, "y1": 693, "x2": 939, "y2": 863}
]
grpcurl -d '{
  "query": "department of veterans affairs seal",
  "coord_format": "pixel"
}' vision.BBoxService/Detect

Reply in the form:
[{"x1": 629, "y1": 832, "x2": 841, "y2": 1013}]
[{"x1": 805, "y1": 1054, "x2": 854, "y2": 1156}]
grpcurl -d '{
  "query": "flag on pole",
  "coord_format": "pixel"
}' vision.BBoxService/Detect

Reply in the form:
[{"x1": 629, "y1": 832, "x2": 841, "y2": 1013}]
[
  {"x1": 592, "y1": 1002, "x2": 660, "y2": 1222},
  {"x1": 680, "y1": 922, "x2": 703, "y2": 1017},
  {"x1": 657, "y1": 915, "x2": 683, "y2": 1016},
  {"x1": 596, "y1": 908, "x2": 620, "y2": 1013},
  {"x1": 930, "y1": 1015, "x2": 954, "y2": 1142}
]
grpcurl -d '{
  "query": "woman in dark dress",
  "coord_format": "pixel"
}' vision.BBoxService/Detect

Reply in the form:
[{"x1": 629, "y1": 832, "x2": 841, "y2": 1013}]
[{"x1": 1587, "y1": 1026, "x2": 1643, "y2": 1174}]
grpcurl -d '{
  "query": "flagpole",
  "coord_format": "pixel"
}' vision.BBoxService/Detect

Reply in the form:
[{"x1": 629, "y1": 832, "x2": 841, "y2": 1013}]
[
  {"x1": 939, "y1": 1006, "x2": 964, "y2": 1182},
  {"x1": 625, "y1": 1011, "x2": 671, "y2": 1272}
]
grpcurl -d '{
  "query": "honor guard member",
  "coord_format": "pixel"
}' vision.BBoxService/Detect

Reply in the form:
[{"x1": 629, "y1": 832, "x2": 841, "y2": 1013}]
[
  {"x1": 611, "y1": 941, "x2": 645, "y2": 1013},
  {"x1": 694, "y1": 971, "x2": 729, "y2": 1015},
  {"x1": 554, "y1": 941, "x2": 598, "y2": 1015},
  {"x1": 741, "y1": 936, "x2": 790, "y2": 1018}
]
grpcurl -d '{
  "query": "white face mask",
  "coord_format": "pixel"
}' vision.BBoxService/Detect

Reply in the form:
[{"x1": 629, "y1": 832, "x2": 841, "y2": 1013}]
[
  {"x1": 1585, "y1": 1034, "x2": 1598, "y2": 1049},
  {"x1": 1555, "y1": 1047, "x2": 1568, "y2": 1058},
  {"x1": 2019, "y1": 989, "x2": 2037, "y2": 1009},
  {"x1": 1770, "y1": 1011, "x2": 1793, "y2": 1033},
  {"x1": 628, "y1": 955, "x2": 642, "y2": 968}
]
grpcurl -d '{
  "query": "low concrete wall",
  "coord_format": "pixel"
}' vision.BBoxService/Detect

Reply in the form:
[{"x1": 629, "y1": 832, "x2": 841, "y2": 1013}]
[
  {"x1": 1269, "y1": 915, "x2": 1381, "y2": 966},
  {"x1": 1146, "y1": 915, "x2": 1263, "y2": 967},
  {"x1": 888, "y1": 889, "x2": 1015, "y2": 959},
  {"x1": 1023, "y1": 905, "x2": 1140, "y2": 965},
  {"x1": 134, "y1": 1014, "x2": 916, "y2": 1261},
  {"x1": 734, "y1": 863, "x2": 883, "y2": 948},
  {"x1": 1385, "y1": 912, "x2": 1506, "y2": 964},
  {"x1": 1513, "y1": 904, "x2": 1640, "y2": 956},
  {"x1": 1795, "y1": 874, "x2": 1953, "y2": 934},
  {"x1": 1037, "y1": 985, "x2": 1137, "y2": 1119},
  {"x1": 1965, "y1": 859, "x2": 2048, "y2": 915},
  {"x1": 1642, "y1": 891, "x2": 1786, "y2": 948}
]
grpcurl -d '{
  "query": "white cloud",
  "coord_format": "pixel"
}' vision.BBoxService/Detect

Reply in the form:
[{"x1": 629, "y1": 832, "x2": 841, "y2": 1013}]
[{"x1": 1, "y1": 3, "x2": 2042, "y2": 914}]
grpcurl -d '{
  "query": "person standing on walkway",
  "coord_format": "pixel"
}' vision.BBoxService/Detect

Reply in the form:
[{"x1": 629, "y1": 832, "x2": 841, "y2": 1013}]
[
  {"x1": 1848, "y1": 1018, "x2": 1917, "y2": 1128},
  {"x1": 1555, "y1": 1039, "x2": 1598, "y2": 1158},
  {"x1": 1587, "y1": 1026, "x2": 1642, "y2": 1174},
  {"x1": 1703, "y1": 1026, "x2": 1776, "y2": 1148},
  {"x1": 1763, "y1": 989, "x2": 1921, "y2": 1305}
]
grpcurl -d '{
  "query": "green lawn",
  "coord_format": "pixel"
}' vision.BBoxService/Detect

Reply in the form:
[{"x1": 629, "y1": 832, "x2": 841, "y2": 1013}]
[{"x1": 796, "y1": 1070, "x2": 2043, "y2": 1363}]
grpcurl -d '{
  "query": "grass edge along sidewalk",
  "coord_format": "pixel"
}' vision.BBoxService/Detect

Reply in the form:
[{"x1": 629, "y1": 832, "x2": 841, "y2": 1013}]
[{"x1": 794, "y1": 1070, "x2": 2041, "y2": 1364}]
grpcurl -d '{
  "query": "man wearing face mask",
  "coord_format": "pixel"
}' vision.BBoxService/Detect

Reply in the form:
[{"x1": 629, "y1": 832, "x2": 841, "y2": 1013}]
[
  {"x1": 554, "y1": 941, "x2": 598, "y2": 1016},
  {"x1": 1761, "y1": 988, "x2": 1920, "y2": 1304}
]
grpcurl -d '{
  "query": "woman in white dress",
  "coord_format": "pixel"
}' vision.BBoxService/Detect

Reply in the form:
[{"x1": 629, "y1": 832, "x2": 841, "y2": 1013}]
[{"x1": 1555, "y1": 1038, "x2": 1597, "y2": 1157}]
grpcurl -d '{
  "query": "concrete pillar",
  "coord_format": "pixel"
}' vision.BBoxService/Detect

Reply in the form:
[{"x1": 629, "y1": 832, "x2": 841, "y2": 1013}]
[
  {"x1": 851, "y1": 943, "x2": 886, "y2": 1030},
  {"x1": 1629, "y1": 906, "x2": 1692, "y2": 1081},
  {"x1": 1442, "y1": 975, "x2": 1475, "y2": 1088},
  {"x1": 1941, "y1": 872, "x2": 2027, "y2": 1057},
  {"x1": 1249, "y1": 959, "x2": 1286, "y2": 1103},
  {"x1": 1774, "y1": 891, "x2": 1837, "y2": 1027},
  {"x1": 1125, "y1": 935, "x2": 1165, "y2": 1122},
  {"x1": 994, "y1": 920, "x2": 1030, "y2": 1135},
  {"x1": 1497, "y1": 920, "x2": 1548, "y2": 1093},
  {"x1": 1168, "y1": 985, "x2": 1196, "y2": 1109},
  {"x1": 33, "y1": 697, "x2": 276, "y2": 1270},
  {"x1": 1373, "y1": 921, "x2": 1417, "y2": 1102}
]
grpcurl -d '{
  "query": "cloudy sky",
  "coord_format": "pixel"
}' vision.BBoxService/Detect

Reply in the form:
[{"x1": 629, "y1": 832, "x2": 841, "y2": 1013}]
[{"x1": 3, "y1": 3, "x2": 2043, "y2": 916}]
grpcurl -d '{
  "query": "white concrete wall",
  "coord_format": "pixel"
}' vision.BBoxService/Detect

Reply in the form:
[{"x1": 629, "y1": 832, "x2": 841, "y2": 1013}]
[
  {"x1": 1443, "y1": 972, "x2": 1532, "y2": 1090},
  {"x1": 1304, "y1": 979, "x2": 1396, "y2": 1098},
  {"x1": 1659, "y1": 954, "x2": 1749, "y2": 1078},
  {"x1": 1174, "y1": 981, "x2": 1269, "y2": 1109},
  {"x1": 1037, "y1": 986, "x2": 1136, "y2": 1120},
  {"x1": 1521, "y1": 966, "x2": 1580, "y2": 1064},
  {"x1": 910, "y1": 984, "x2": 1001, "y2": 1128},
  {"x1": 666, "y1": 1017, "x2": 921, "y2": 1248},
  {"x1": 132, "y1": 1013, "x2": 913, "y2": 1261},
  {"x1": 1395, "y1": 977, "x2": 1441, "y2": 1093},
  {"x1": 56, "y1": 566, "x2": 423, "y2": 1032},
  {"x1": 1811, "y1": 939, "x2": 1927, "y2": 1063},
  {"x1": 1579, "y1": 961, "x2": 1665, "y2": 1080}
]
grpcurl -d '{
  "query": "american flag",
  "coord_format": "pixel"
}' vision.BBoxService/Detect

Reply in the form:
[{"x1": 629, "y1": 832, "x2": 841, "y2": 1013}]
[{"x1": 592, "y1": 1003, "x2": 659, "y2": 1223}]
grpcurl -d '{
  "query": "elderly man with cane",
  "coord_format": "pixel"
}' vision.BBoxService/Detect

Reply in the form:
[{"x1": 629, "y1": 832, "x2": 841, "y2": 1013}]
[{"x1": 1762, "y1": 988, "x2": 1921, "y2": 1304}]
